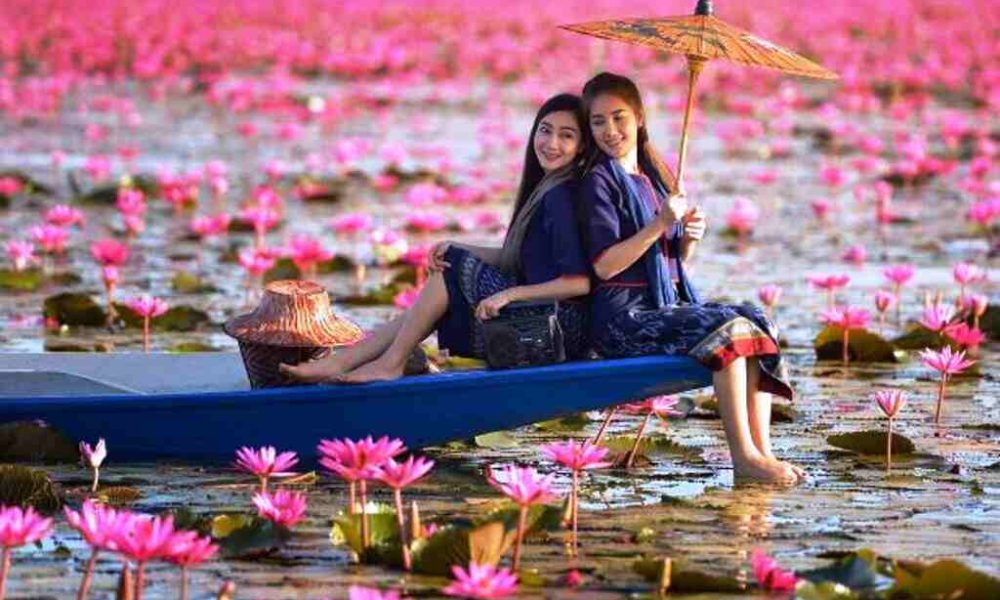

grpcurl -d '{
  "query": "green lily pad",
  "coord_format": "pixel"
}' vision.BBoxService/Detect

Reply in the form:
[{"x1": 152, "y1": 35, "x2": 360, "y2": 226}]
[
  {"x1": 295, "y1": 176, "x2": 347, "y2": 202},
  {"x1": 263, "y1": 258, "x2": 301, "y2": 283},
  {"x1": 0, "y1": 268, "x2": 45, "y2": 292},
  {"x1": 213, "y1": 514, "x2": 291, "y2": 559},
  {"x1": 0, "y1": 170, "x2": 53, "y2": 196},
  {"x1": 633, "y1": 557, "x2": 745, "y2": 593},
  {"x1": 800, "y1": 550, "x2": 886, "y2": 590},
  {"x1": 44, "y1": 293, "x2": 106, "y2": 327},
  {"x1": 893, "y1": 559, "x2": 1000, "y2": 600},
  {"x1": 48, "y1": 271, "x2": 82, "y2": 286},
  {"x1": 815, "y1": 326, "x2": 899, "y2": 363},
  {"x1": 330, "y1": 504, "x2": 400, "y2": 557},
  {"x1": 0, "y1": 421, "x2": 78, "y2": 463},
  {"x1": 602, "y1": 434, "x2": 692, "y2": 456},
  {"x1": 892, "y1": 326, "x2": 950, "y2": 351},
  {"x1": 0, "y1": 464, "x2": 62, "y2": 513},
  {"x1": 479, "y1": 502, "x2": 565, "y2": 536},
  {"x1": 979, "y1": 305, "x2": 999, "y2": 341},
  {"x1": 116, "y1": 303, "x2": 211, "y2": 332},
  {"x1": 827, "y1": 430, "x2": 915, "y2": 455},
  {"x1": 317, "y1": 255, "x2": 356, "y2": 274},
  {"x1": 170, "y1": 271, "x2": 218, "y2": 294},
  {"x1": 98, "y1": 486, "x2": 142, "y2": 507},
  {"x1": 412, "y1": 520, "x2": 514, "y2": 576},
  {"x1": 473, "y1": 431, "x2": 519, "y2": 449},
  {"x1": 796, "y1": 581, "x2": 858, "y2": 600},
  {"x1": 534, "y1": 413, "x2": 590, "y2": 433}
]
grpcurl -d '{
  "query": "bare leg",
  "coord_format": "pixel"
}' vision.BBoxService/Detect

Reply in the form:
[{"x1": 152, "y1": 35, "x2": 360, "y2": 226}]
[
  {"x1": 339, "y1": 272, "x2": 449, "y2": 383},
  {"x1": 280, "y1": 315, "x2": 404, "y2": 382},
  {"x1": 714, "y1": 357, "x2": 797, "y2": 484},
  {"x1": 746, "y1": 358, "x2": 805, "y2": 480}
]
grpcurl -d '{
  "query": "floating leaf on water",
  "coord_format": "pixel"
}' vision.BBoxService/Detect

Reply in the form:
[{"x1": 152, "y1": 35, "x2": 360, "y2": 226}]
[
  {"x1": 317, "y1": 255, "x2": 355, "y2": 274},
  {"x1": 518, "y1": 568, "x2": 547, "y2": 587},
  {"x1": 52, "y1": 544, "x2": 73, "y2": 559},
  {"x1": 0, "y1": 464, "x2": 62, "y2": 513},
  {"x1": 979, "y1": 304, "x2": 999, "y2": 341},
  {"x1": 534, "y1": 413, "x2": 590, "y2": 433},
  {"x1": 98, "y1": 486, "x2": 142, "y2": 507},
  {"x1": 631, "y1": 526, "x2": 657, "y2": 543},
  {"x1": 295, "y1": 176, "x2": 348, "y2": 202},
  {"x1": 800, "y1": 551, "x2": 886, "y2": 591},
  {"x1": 48, "y1": 271, "x2": 82, "y2": 286},
  {"x1": 796, "y1": 581, "x2": 858, "y2": 600},
  {"x1": 892, "y1": 559, "x2": 1000, "y2": 600},
  {"x1": 473, "y1": 431, "x2": 519, "y2": 449},
  {"x1": 411, "y1": 520, "x2": 514, "y2": 576},
  {"x1": 263, "y1": 258, "x2": 301, "y2": 283},
  {"x1": 602, "y1": 434, "x2": 692, "y2": 457},
  {"x1": 0, "y1": 268, "x2": 45, "y2": 292},
  {"x1": 170, "y1": 271, "x2": 218, "y2": 294},
  {"x1": 826, "y1": 431, "x2": 915, "y2": 455},
  {"x1": 814, "y1": 326, "x2": 899, "y2": 363},
  {"x1": 479, "y1": 502, "x2": 564, "y2": 536},
  {"x1": 0, "y1": 421, "x2": 78, "y2": 463},
  {"x1": 1, "y1": 170, "x2": 54, "y2": 196},
  {"x1": 633, "y1": 557, "x2": 744, "y2": 593},
  {"x1": 330, "y1": 504, "x2": 399, "y2": 557},
  {"x1": 213, "y1": 514, "x2": 291, "y2": 559},
  {"x1": 891, "y1": 325, "x2": 949, "y2": 351},
  {"x1": 168, "y1": 342, "x2": 223, "y2": 353},
  {"x1": 44, "y1": 292, "x2": 106, "y2": 327},
  {"x1": 116, "y1": 303, "x2": 211, "y2": 332}
]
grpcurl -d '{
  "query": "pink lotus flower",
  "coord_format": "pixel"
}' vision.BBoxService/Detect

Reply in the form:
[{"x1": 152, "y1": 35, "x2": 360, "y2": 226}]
[
  {"x1": 918, "y1": 304, "x2": 957, "y2": 335},
  {"x1": 252, "y1": 490, "x2": 307, "y2": 528},
  {"x1": 90, "y1": 239, "x2": 129, "y2": 267},
  {"x1": 372, "y1": 174, "x2": 399, "y2": 193},
  {"x1": 883, "y1": 264, "x2": 915, "y2": 287},
  {"x1": 443, "y1": 563, "x2": 519, "y2": 599},
  {"x1": 190, "y1": 214, "x2": 231, "y2": 240},
  {"x1": 0, "y1": 505, "x2": 54, "y2": 599},
  {"x1": 540, "y1": 440, "x2": 611, "y2": 556},
  {"x1": 80, "y1": 438, "x2": 107, "y2": 491},
  {"x1": 750, "y1": 549, "x2": 797, "y2": 592},
  {"x1": 65, "y1": 501, "x2": 135, "y2": 600},
  {"x1": 808, "y1": 274, "x2": 850, "y2": 308},
  {"x1": 285, "y1": 234, "x2": 333, "y2": 279},
  {"x1": 874, "y1": 290, "x2": 895, "y2": 314},
  {"x1": 811, "y1": 198, "x2": 831, "y2": 221},
  {"x1": 125, "y1": 295, "x2": 169, "y2": 353},
  {"x1": 30, "y1": 224, "x2": 69, "y2": 255},
  {"x1": 115, "y1": 514, "x2": 197, "y2": 600},
  {"x1": 404, "y1": 182, "x2": 447, "y2": 207},
  {"x1": 165, "y1": 534, "x2": 218, "y2": 600},
  {"x1": 234, "y1": 446, "x2": 299, "y2": 492},
  {"x1": 393, "y1": 287, "x2": 420, "y2": 309},
  {"x1": 841, "y1": 244, "x2": 867, "y2": 264},
  {"x1": 959, "y1": 293, "x2": 989, "y2": 330},
  {"x1": 329, "y1": 213, "x2": 374, "y2": 236},
  {"x1": 318, "y1": 436, "x2": 405, "y2": 547},
  {"x1": 758, "y1": 284, "x2": 782, "y2": 314},
  {"x1": 44, "y1": 204, "x2": 86, "y2": 228},
  {"x1": 724, "y1": 197, "x2": 759, "y2": 237},
  {"x1": 487, "y1": 465, "x2": 559, "y2": 570},
  {"x1": 349, "y1": 586, "x2": 402, "y2": 600},
  {"x1": 375, "y1": 455, "x2": 435, "y2": 571},
  {"x1": 819, "y1": 164, "x2": 845, "y2": 188},
  {"x1": 241, "y1": 206, "x2": 281, "y2": 247},
  {"x1": 0, "y1": 177, "x2": 24, "y2": 198},
  {"x1": 238, "y1": 247, "x2": 277, "y2": 278},
  {"x1": 84, "y1": 155, "x2": 112, "y2": 182},
  {"x1": 820, "y1": 306, "x2": 871, "y2": 365},
  {"x1": 952, "y1": 262, "x2": 987, "y2": 297},
  {"x1": 116, "y1": 188, "x2": 146, "y2": 217},
  {"x1": 3, "y1": 241, "x2": 35, "y2": 272},
  {"x1": 405, "y1": 211, "x2": 449, "y2": 233},
  {"x1": 920, "y1": 347, "x2": 977, "y2": 424},
  {"x1": 371, "y1": 228, "x2": 409, "y2": 265},
  {"x1": 874, "y1": 389, "x2": 906, "y2": 419}
]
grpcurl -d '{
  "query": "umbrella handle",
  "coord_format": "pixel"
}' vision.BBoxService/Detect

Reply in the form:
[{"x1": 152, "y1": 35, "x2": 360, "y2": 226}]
[{"x1": 675, "y1": 56, "x2": 706, "y2": 196}]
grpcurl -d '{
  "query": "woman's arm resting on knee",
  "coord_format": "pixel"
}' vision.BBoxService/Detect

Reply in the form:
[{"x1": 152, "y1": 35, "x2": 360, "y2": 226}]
[{"x1": 475, "y1": 276, "x2": 590, "y2": 320}]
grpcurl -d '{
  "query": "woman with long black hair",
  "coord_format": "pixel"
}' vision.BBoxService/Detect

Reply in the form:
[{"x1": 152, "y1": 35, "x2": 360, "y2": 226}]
[
  {"x1": 282, "y1": 94, "x2": 591, "y2": 383},
  {"x1": 579, "y1": 72, "x2": 804, "y2": 484}
]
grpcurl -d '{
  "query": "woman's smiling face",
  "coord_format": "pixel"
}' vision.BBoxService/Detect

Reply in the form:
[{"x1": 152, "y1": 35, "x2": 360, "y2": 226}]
[
  {"x1": 588, "y1": 93, "x2": 640, "y2": 159},
  {"x1": 533, "y1": 110, "x2": 582, "y2": 172}
]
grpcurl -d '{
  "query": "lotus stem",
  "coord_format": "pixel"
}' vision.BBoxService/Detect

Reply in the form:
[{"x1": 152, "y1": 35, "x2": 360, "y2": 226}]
[
  {"x1": 512, "y1": 504, "x2": 528, "y2": 572},
  {"x1": 77, "y1": 547, "x2": 99, "y2": 600},
  {"x1": 893, "y1": 284, "x2": 902, "y2": 326},
  {"x1": 348, "y1": 481, "x2": 357, "y2": 515},
  {"x1": 180, "y1": 565, "x2": 189, "y2": 600},
  {"x1": 133, "y1": 561, "x2": 146, "y2": 600},
  {"x1": 934, "y1": 375, "x2": 947, "y2": 425},
  {"x1": 117, "y1": 561, "x2": 133, "y2": 600},
  {"x1": 0, "y1": 547, "x2": 11, "y2": 600},
  {"x1": 142, "y1": 316, "x2": 151, "y2": 353},
  {"x1": 91, "y1": 467, "x2": 100, "y2": 493},
  {"x1": 409, "y1": 500, "x2": 422, "y2": 541},
  {"x1": 570, "y1": 469, "x2": 580, "y2": 558},
  {"x1": 393, "y1": 488, "x2": 411, "y2": 571},
  {"x1": 842, "y1": 328, "x2": 850, "y2": 366},
  {"x1": 626, "y1": 412, "x2": 653, "y2": 469},
  {"x1": 259, "y1": 476, "x2": 268, "y2": 495},
  {"x1": 359, "y1": 480, "x2": 369, "y2": 549},
  {"x1": 886, "y1": 419, "x2": 893, "y2": 472},
  {"x1": 878, "y1": 313, "x2": 885, "y2": 335},
  {"x1": 593, "y1": 408, "x2": 616, "y2": 445}
]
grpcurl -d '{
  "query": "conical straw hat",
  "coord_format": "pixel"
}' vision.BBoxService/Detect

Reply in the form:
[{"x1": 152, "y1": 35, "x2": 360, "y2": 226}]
[{"x1": 223, "y1": 280, "x2": 362, "y2": 347}]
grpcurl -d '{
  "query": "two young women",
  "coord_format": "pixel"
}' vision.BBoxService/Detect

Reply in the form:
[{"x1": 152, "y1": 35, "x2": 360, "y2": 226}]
[{"x1": 283, "y1": 75, "x2": 803, "y2": 484}]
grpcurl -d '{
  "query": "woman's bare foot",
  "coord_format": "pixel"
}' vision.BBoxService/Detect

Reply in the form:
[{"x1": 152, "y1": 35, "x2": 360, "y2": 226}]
[
  {"x1": 336, "y1": 356, "x2": 406, "y2": 384},
  {"x1": 279, "y1": 353, "x2": 354, "y2": 383},
  {"x1": 757, "y1": 448, "x2": 807, "y2": 481},
  {"x1": 732, "y1": 455, "x2": 800, "y2": 485}
]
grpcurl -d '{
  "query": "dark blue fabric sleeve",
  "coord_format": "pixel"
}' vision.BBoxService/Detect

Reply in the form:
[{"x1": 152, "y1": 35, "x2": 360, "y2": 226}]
[
  {"x1": 581, "y1": 171, "x2": 622, "y2": 263},
  {"x1": 542, "y1": 186, "x2": 588, "y2": 277}
]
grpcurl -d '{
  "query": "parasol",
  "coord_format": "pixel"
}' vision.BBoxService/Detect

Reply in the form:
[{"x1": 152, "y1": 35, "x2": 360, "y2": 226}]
[{"x1": 562, "y1": 0, "x2": 838, "y2": 193}]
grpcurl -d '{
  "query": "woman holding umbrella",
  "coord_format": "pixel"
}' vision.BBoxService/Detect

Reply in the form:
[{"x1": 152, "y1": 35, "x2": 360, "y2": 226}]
[{"x1": 579, "y1": 72, "x2": 804, "y2": 484}]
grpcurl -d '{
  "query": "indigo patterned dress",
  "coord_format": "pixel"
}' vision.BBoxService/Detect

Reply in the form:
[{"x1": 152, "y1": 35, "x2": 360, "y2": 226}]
[
  {"x1": 582, "y1": 157, "x2": 793, "y2": 399},
  {"x1": 436, "y1": 182, "x2": 589, "y2": 360}
]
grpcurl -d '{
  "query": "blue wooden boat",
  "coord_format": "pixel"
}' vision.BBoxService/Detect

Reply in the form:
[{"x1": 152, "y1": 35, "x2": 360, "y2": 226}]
[{"x1": 0, "y1": 353, "x2": 712, "y2": 461}]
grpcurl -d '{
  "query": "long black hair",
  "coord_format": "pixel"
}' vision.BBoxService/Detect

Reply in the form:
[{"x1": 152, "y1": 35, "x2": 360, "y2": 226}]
[
  {"x1": 581, "y1": 72, "x2": 677, "y2": 192},
  {"x1": 508, "y1": 93, "x2": 587, "y2": 228}
]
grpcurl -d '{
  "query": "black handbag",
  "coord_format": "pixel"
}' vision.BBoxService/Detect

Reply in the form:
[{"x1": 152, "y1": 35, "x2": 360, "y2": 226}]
[{"x1": 481, "y1": 301, "x2": 566, "y2": 369}]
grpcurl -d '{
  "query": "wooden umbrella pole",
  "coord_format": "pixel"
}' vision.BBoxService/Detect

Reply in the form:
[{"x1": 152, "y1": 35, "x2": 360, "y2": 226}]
[{"x1": 675, "y1": 55, "x2": 707, "y2": 196}]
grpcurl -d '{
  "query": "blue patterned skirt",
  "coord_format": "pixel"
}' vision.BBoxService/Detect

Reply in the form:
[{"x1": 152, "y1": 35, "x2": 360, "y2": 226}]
[
  {"x1": 594, "y1": 299, "x2": 793, "y2": 400},
  {"x1": 435, "y1": 247, "x2": 587, "y2": 360}
]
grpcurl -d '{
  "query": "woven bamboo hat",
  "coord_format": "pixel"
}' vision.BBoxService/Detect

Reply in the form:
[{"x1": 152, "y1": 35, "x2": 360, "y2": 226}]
[{"x1": 223, "y1": 280, "x2": 362, "y2": 347}]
